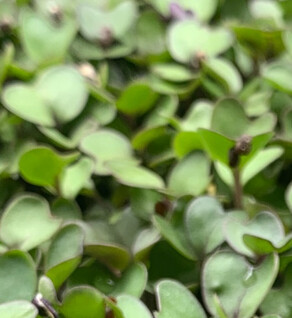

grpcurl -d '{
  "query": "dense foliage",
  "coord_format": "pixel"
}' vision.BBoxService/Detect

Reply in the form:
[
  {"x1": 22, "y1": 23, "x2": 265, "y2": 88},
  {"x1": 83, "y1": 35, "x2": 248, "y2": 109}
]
[{"x1": 0, "y1": 0, "x2": 292, "y2": 317}]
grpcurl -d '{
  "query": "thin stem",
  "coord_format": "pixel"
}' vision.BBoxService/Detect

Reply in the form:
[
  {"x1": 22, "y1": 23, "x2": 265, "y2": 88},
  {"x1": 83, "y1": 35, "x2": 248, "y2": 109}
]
[{"x1": 233, "y1": 167, "x2": 243, "y2": 209}]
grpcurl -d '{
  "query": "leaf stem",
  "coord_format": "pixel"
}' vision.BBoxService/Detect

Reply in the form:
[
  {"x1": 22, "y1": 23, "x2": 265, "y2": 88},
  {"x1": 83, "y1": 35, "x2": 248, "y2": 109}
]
[{"x1": 233, "y1": 167, "x2": 242, "y2": 209}]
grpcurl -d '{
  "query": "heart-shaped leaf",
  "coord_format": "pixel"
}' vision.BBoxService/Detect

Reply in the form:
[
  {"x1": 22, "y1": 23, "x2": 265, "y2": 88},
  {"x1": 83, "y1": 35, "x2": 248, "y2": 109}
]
[
  {"x1": 155, "y1": 280, "x2": 207, "y2": 318},
  {"x1": 185, "y1": 196, "x2": 225, "y2": 256},
  {"x1": 36, "y1": 66, "x2": 88, "y2": 123},
  {"x1": 80, "y1": 129, "x2": 133, "y2": 175},
  {"x1": 0, "y1": 250, "x2": 37, "y2": 303},
  {"x1": 0, "y1": 301, "x2": 38, "y2": 318},
  {"x1": 224, "y1": 211, "x2": 285, "y2": 257},
  {"x1": 203, "y1": 251, "x2": 279, "y2": 318},
  {"x1": 19, "y1": 8, "x2": 76, "y2": 65},
  {"x1": 2, "y1": 66, "x2": 88, "y2": 126},
  {"x1": 147, "y1": 0, "x2": 218, "y2": 22},
  {"x1": 78, "y1": 1, "x2": 137, "y2": 42},
  {"x1": 167, "y1": 20, "x2": 233, "y2": 63},
  {"x1": 61, "y1": 286, "x2": 105, "y2": 318},
  {"x1": 0, "y1": 194, "x2": 61, "y2": 251}
]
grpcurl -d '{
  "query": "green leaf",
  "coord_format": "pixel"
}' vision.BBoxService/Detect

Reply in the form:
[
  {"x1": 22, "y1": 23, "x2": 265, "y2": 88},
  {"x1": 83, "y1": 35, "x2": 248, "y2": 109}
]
[
  {"x1": 60, "y1": 157, "x2": 94, "y2": 199},
  {"x1": 0, "y1": 301, "x2": 37, "y2": 318},
  {"x1": 61, "y1": 286, "x2": 105, "y2": 318},
  {"x1": 85, "y1": 243, "x2": 130, "y2": 271},
  {"x1": 0, "y1": 44, "x2": 14, "y2": 89},
  {"x1": 185, "y1": 196, "x2": 225, "y2": 256},
  {"x1": 145, "y1": 95, "x2": 178, "y2": 128},
  {"x1": 0, "y1": 251, "x2": 37, "y2": 303},
  {"x1": 132, "y1": 126, "x2": 167, "y2": 150},
  {"x1": 2, "y1": 66, "x2": 88, "y2": 126},
  {"x1": 38, "y1": 276, "x2": 57, "y2": 304},
  {"x1": 216, "y1": 146, "x2": 283, "y2": 187},
  {"x1": 173, "y1": 132, "x2": 204, "y2": 158},
  {"x1": 211, "y1": 98, "x2": 249, "y2": 139},
  {"x1": 203, "y1": 58, "x2": 243, "y2": 94},
  {"x1": 107, "y1": 161, "x2": 165, "y2": 190},
  {"x1": 132, "y1": 227, "x2": 161, "y2": 261},
  {"x1": 78, "y1": 1, "x2": 137, "y2": 41},
  {"x1": 2, "y1": 85, "x2": 54, "y2": 127},
  {"x1": 286, "y1": 182, "x2": 292, "y2": 212},
  {"x1": 111, "y1": 263, "x2": 147, "y2": 298},
  {"x1": 19, "y1": 8, "x2": 76, "y2": 65},
  {"x1": 0, "y1": 194, "x2": 61, "y2": 251},
  {"x1": 232, "y1": 25, "x2": 284, "y2": 57},
  {"x1": 167, "y1": 152, "x2": 210, "y2": 197},
  {"x1": 155, "y1": 280, "x2": 206, "y2": 318},
  {"x1": 117, "y1": 295, "x2": 152, "y2": 318},
  {"x1": 243, "y1": 233, "x2": 292, "y2": 255},
  {"x1": 80, "y1": 129, "x2": 133, "y2": 175},
  {"x1": 224, "y1": 211, "x2": 285, "y2": 257},
  {"x1": 197, "y1": 129, "x2": 235, "y2": 166},
  {"x1": 35, "y1": 66, "x2": 88, "y2": 123},
  {"x1": 51, "y1": 198, "x2": 82, "y2": 220},
  {"x1": 19, "y1": 146, "x2": 77, "y2": 188},
  {"x1": 147, "y1": 0, "x2": 218, "y2": 22},
  {"x1": 249, "y1": 0, "x2": 283, "y2": 26},
  {"x1": 247, "y1": 113, "x2": 276, "y2": 136},
  {"x1": 153, "y1": 215, "x2": 194, "y2": 260},
  {"x1": 180, "y1": 100, "x2": 213, "y2": 132},
  {"x1": 167, "y1": 20, "x2": 233, "y2": 63},
  {"x1": 152, "y1": 63, "x2": 196, "y2": 82},
  {"x1": 260, "y1": 264, "x2": 292, "y2": 318},
  {"x1": 116, "y1": 82, "x2": 158, "y2": 115},
  {"x1": 203, "y1": 251, "x2": 279, "y2": 318},
  {"x1": 263, "y1": 61, "x2": 292, "y2": 95},
  {"x1": 46, "y1": 224, "x2": 84, "y2": 289},
  {"x1": 282, "y1": 109, "x2": 292, "y2": 139},
  {"x1": 136, "y1": 10, "x2": 166, "y2": 55},
  {"x1": 238, "y1": 254, "x2": 279, "y2": 318}
]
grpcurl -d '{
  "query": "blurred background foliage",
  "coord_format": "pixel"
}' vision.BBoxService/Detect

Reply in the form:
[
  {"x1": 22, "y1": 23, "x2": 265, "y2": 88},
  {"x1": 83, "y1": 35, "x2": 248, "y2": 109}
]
[{"x1": 0, "y1": 0, "x2": 291, "y2": 317}]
